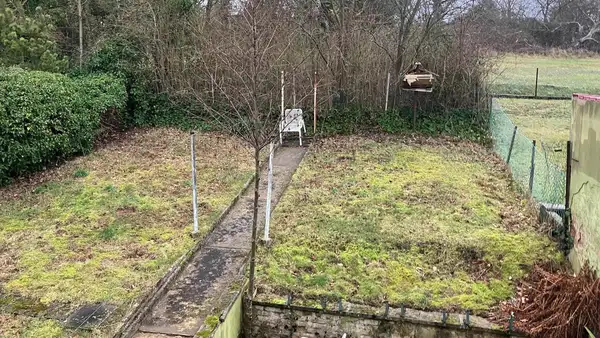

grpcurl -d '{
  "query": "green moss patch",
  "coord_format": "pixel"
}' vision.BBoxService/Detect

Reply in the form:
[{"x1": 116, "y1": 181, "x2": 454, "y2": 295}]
[
  {"x1": 0, "y1": 128, "x2": 253, "y2": 336},
  {"x1": 196, "y1": 315, "x2": 220, "y2": 337},
  {"x1": 256, "y1": 136, "x2": 562, "y2": 314},
  {"x1": 0, "y1": 314, "x2": 65, "y2": 338}
]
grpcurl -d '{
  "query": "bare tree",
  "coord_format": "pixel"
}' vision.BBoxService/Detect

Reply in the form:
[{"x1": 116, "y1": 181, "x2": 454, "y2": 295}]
[
  {"x1": 384, "y1": 0, "x2": 463, "y2": 105},
  {"x1": 534, "y1": 0, "x2": 558, "y2": 22},
  {"x1": 571, "y1": 1, "x2": 600, "y2": 46},
  {"x1": 495, "y1": 0, "x2": 526, "y2": 19},
  {"x1": 551, "y1": 0, "x2": 600, "y2": 46},
  {"x1": 91, "y1": 0, "x2": 491, "y2": 115},
  {"x1": 188, "y1": 0, "x2": 303, "y2": 299}
]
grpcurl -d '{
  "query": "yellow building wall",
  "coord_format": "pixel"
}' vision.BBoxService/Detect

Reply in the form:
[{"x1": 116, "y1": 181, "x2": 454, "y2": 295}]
[
  {"x1": 210, "y1": 291, "x2": 243, "y2": 338},
  {"x1": 570, "y1": 95, "x2": 600, "y2": 273}
]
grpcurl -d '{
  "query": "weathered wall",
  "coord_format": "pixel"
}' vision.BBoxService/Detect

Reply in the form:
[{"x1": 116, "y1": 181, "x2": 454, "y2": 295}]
[
  {"x1": 570, "y1": 94, "x2": 600, "y2": 273},
  {"x1": 249, "y1": 302, "x2": 520, "y2": 338},
  {"x1": 208, "y1": 289, "x2": 243, "y2": 338}
]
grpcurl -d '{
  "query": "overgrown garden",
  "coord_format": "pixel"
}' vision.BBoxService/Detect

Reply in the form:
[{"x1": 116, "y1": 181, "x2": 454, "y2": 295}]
[
  {"x1": 255, "y1": 136, "x2": 563, "y2": 313},
  {"x1": 1, "y1": 0, "x2": 597, "y2": 335},
  {"x1": 0, "y1": 130, "x2": 254, "y2": 336}
]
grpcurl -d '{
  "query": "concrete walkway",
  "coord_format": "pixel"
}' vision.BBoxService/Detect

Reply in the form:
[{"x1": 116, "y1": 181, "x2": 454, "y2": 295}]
[{"x1": 133, "y1": 146, "x2": 307, "y2": 337}]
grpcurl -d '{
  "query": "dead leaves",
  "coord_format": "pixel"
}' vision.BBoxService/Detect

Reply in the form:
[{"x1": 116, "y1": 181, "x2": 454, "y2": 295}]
[{"x1": 495, "y1": 264, "x2": 600, "y2": 338}]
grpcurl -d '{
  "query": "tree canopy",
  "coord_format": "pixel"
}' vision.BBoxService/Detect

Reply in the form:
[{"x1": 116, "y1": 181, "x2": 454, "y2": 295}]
[{"x1": 0, "y1": 4, "x2": 67, "y2": 72}]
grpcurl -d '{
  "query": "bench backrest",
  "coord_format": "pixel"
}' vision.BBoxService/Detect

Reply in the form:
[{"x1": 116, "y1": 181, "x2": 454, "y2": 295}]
[{"x1": 281, "y1": 109, "x2": 304, "y2": 132}]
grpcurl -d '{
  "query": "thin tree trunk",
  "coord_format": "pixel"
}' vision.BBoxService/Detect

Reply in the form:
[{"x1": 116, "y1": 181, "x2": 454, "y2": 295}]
[
  {"x1": 337, "y1": 0, "x2": 347, "y2": 103},
  {"x1": 78, "y1": 0, "x2": 83, "y2": 67},
  {"x1": 248, "y1": 148, "x2": 261, "y2": 300},
  {"x1": 204, "y1": 0, "x2": 214, "y2": 31},
  {"x1": 206, "y1": 0, "x2": 214, "y2": 19},
  {"x1": 393, "y1": 40, "x2": 405, "y2": 108}
]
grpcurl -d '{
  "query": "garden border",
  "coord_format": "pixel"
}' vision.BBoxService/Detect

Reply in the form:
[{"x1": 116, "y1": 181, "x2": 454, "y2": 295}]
[{"x1": 114, "y1": 143, "x2": 283, "y2": 338}]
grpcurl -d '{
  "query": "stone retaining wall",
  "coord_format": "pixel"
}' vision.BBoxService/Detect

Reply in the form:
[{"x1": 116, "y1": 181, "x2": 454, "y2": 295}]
[{"x1": 249, "y1": 301, "x2": 522, "y2": 338}]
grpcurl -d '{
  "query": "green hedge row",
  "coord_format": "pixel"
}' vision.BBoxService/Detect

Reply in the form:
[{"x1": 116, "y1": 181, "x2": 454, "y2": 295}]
[
  {"x1": 0, "y1": 68, "x2": 126, "y2": 184},
  {"x1": 302, "y1": 105, "x2": 490, "y2": 142}
]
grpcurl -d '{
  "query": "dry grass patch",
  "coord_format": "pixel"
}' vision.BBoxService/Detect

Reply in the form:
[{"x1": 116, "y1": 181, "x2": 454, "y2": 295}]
[
  {"x1": 256, "y1": 135, "x2": 563, "y2": 314},
  {"x1": 0, "y1": 128, "x2": 253, "y2": 336}
]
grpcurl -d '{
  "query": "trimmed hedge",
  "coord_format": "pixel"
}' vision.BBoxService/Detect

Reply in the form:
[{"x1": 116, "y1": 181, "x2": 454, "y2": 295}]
[{"x1": 0, "y1": 68, "x2": 126, "y2": 184}]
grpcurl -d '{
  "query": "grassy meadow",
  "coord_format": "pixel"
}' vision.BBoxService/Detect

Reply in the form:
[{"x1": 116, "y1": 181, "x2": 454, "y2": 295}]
[{"x1": 492, "y1": 54, "x2": 600, "y2": 97}]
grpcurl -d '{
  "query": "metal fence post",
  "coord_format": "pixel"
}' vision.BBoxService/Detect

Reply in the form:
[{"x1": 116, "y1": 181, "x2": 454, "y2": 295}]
[
  {"x1": 565, "y1": 140, "x2": 572, "y2": 209},
  {"x1": 506, "y1": 126, "x2": 518, "y2": 164},
  {"x1": 529, "y1": 140, "x2": 536, "y2": 194},
  {"x1": 264, "y1": 142, "x2": 274, "y2": 241},
  {"x1": 534, "y1": 68, "x2": 539, "y2": 98},
  {"x1": 385, "y1": 72, "x2": 390, "y2": 111},
  {"x1": 313, "y1": 72, "x2": 318, "y2": 134},
  {"x1": 190, "y1": 132, "x2": 199, "y2": 235}
]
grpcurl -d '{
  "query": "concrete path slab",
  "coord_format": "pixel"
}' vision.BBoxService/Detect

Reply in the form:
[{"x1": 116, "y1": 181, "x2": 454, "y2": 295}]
[{"x1": 134, "y1": 146, "x2": 307, "y2": 337}]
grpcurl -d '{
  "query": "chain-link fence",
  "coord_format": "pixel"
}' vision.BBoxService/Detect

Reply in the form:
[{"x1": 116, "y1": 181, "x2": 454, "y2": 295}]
[{"x1": 490, "y1": 99, "x2": 566, "y2": 205}]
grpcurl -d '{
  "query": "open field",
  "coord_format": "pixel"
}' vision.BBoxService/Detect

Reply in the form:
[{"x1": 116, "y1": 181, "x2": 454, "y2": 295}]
[
  {"x1": 492, "y1": 54, "x2": 600, "y2": 97},
  {"x1": 498, "y1": 99, "x2": 570, "y2": 147},
  {"x1": 255, "y1": 136, "x2": 562, "y2": 314},
  {"x1": 496, "y1": 98, "x2": 570, "y2": 168},
  {"x1": 491, "y1": 54, "x2": 593, "y2": 170},
  {"x1": 0, "y1": 129, "x2": 253, "y2": 337}
]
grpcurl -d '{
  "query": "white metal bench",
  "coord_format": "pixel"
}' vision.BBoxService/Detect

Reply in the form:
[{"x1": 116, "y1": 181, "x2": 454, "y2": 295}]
[{"x1": 279, "y1": 108, "x2": 306, "y2": 146}]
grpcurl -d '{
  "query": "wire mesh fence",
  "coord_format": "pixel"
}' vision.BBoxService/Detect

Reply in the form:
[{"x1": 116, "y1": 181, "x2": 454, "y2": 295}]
[{"x1": 490, "y1": 98, "x2": 566, "y2": 205}]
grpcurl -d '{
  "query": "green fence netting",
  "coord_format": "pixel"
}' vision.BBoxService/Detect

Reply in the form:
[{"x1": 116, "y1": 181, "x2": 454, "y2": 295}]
[{"x1": 490, "y1": 99, "x2": 566, "y2": 205}]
